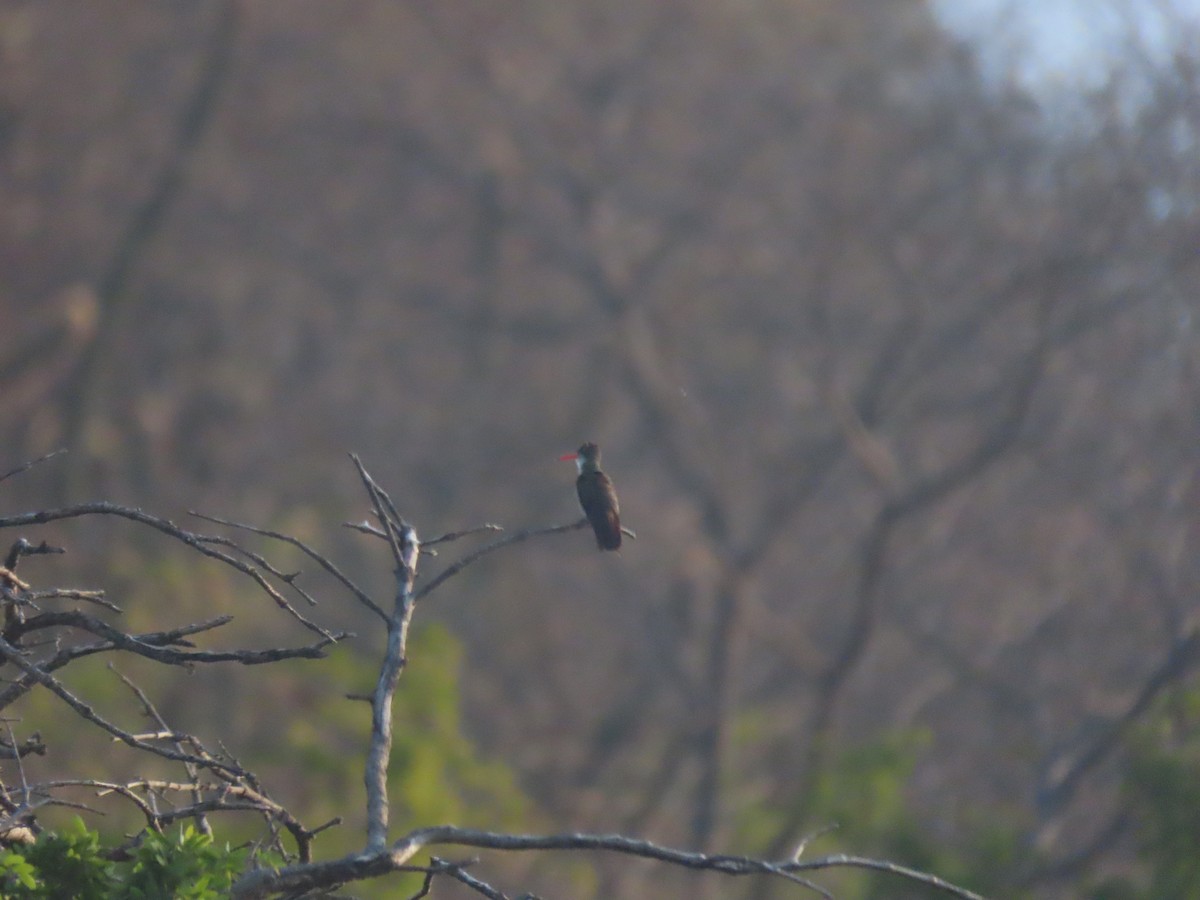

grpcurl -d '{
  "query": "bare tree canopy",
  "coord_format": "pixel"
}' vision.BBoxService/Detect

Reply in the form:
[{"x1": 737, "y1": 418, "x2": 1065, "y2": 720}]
[
  {"x1": 0, "y1": 452, "x2": 981, "y2": 899},
  {"x1": 1, "y1": 1, "x2": 1199, "y2": 896}
]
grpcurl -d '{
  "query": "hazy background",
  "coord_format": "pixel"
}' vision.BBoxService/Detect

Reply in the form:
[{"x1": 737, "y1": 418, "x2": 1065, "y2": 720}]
[{"x1": 2, "y1": 1, "x2": 1199, "y2": 897}]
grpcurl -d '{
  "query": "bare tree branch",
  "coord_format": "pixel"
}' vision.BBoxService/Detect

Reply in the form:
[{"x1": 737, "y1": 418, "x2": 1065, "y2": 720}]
[
  {"x1": 4, "y1": 610, "x2": 339, "y2": 667},
  {"x1": 0, "y1": 732, "x2": 45, "y2": 761},
  {"x1": 424, "y1": 524, "x2": 505, "y2": 546},
  {"x1": 416, "y1": 521, "x2": 587, "y2": 601},
  {"x1": 25, "y1": 588, "x2": 119, "y2": 613},
  {"x1": 0, "y1": 635, "x2": 247, "y2": 779},
  {"x1": 109, "y1": 663, "x2": 212, "y2": 835},
  {"x1": 0, "y1": 503, "x2": 335, "y2": 638},
  {"x1": 191, "y1": 510, "x2": 385, "y2": 621},
  {"x1": 429, "y1": 856, "x2": 510, "y2": 900},
  {"x1": 351, "y1": 455, "x2": 421, "y2": 853},
  {"x1": 230, "y1": 825, "x2": 985, "y2": 899},
  {"x1": 4, "y1": 537, "x2": 65, "y2": 570},
  {"x1": 1037, "y1": 625, "x2": 1200, "y2": 816},
  {"x1": 0, "y1": 450, "x2": 67, "y2": 486}
]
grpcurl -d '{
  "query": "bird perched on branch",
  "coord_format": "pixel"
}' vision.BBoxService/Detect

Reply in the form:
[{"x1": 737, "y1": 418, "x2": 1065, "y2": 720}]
[{"x1": 560, "y1": 442, "x2": 621, "y2": 550}]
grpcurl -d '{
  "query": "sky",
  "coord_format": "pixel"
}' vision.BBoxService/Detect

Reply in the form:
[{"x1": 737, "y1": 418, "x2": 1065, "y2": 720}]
[{"x1": 931, "y1": 0, "x2": 1200, "y2": 94}]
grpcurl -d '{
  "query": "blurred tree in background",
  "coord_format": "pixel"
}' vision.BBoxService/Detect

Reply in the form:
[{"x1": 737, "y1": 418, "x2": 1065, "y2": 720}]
[{"x1": 2, "y1": 0, "x2": 1199, "y2": 896}]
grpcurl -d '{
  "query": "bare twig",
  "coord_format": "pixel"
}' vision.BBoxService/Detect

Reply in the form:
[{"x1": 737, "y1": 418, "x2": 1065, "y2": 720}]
[
  {"x1": 0, "y1": 450, "x2": 67, "y2": 486},
  {"x1": 407, "y1": 863, "x2": 439, "y2": 900},
  {"x1": 353, "y1": 520, "x2": 504, "y2": 546},
  {"x1": 350, "y1": 455, "x2": 412, "y2": 574},
  {"x1": 5, "y1": 538, "x2": 65, "y2": 570},
  {"x1": 26, "y1": 589, "x2": 120, "y2": 613},
  {"x1": 4, "y1": 610, "x2": 341, "y2": 667},
  {"x1": 0, "y1": 503, "x2": 335, "y2": 639},
  {"x1": 0, "y1": 615, "x2": 238, "y2": 710},
  {"x1": 189, "y1": 532, "x2": 320, "y2": 608},
  {"x1": 120, "y1": 780, "x2": 316, "y2": 861},
  {"x1": 110, "y1": 664, "x2": 212, "y2": 836},
  {"x1": 792, "y1": 823, "x2": 840, "y2": 861},
  {"x1": 32, "y1": 776, "x2": 316, "y2": 856},
  {"x1": 0, "y1": 635, "x2": 247, "y2": 778},
  {"x1": 416, "y1": 521, "x2": 588, "y2": 601},
  {"x1": 424, "y1": 524, "x2": 505, "y2": 546},
  {"x1": 0, "y1": 732, "x2": 45, "y2": 760},
  {"x1": 191, "y1": 510, "x2": 385, "y2": 621},
  {"x1": 433, "y1": 856, "x2": 509, "y2": 899},
  {"x1": 37, "y1": 779, "x2": 158, "y2": 828},
  {"x1": 5, "y1": 721, "x2": 29, "y2": 809}
]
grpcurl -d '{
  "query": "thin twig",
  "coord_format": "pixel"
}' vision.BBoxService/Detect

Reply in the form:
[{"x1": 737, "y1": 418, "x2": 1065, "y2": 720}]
[
  {"x1": 0, "y1": 635, "x2": 247, "y2": 778},
  {"x1": 37, "y1": 779, "x2": 159, "y2": 829},
  {"x1": 190, "y1": 511, "x2": 382, "y2": 620},
  {"x1": 37, "y1": 777, "x2": 308, "y2": 840},
  {"x1": 5, "y1": 538, "x2": 65, "y2": 570},
  {"x1": 407, "y1": 865, "x2": 438, "y2": 900},
  {"x1": 26, "y1": 589, "x2": 120, "y2": 613},
  {"x1": 0, "y1": 733, "x2": 45, "y2": 760},
  {"x1": 349, "y1": 520, "x2": 505, "y2": 557},
  {"x1": 416, "y1": 521, "x2": 588, "y2": 601},
  {"x1": 436, "y1": 857, "x2": 509, "y2": 900},
  {"x1": 189, "y1": 529, "x2": 321, "y2": 607},
  {"x1": 0, "y1": 450, "x2": 67, "y2": 485},
  {"x1": 109, "y1": 664, "x2": 212, "y2": 836},
  {"x1": 5, "y1": 721, "x2": 29, "y2": 809},
  {"x1": 109, "y1": 779, "x2": 315, "y2": 861},
  {"x1": 421, "y1": 524, "x2": 505, "y2": 547},
  {"x1": 0, "y1": 617, "x2": 233, "y2": 711},
  {"x1": 0, "y1": 503, "x2": 335, "y2": 639},
  {"x1": 5, "y1": 610, "x2": 341, "y2": 667},
  {"x1": 350, "y1": 455, "x2": 411, "y2": 575}
]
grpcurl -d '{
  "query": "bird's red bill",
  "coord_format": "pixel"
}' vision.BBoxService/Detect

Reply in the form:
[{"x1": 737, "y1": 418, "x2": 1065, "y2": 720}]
[{"x1": 558, "y1": 453, "x2": 578, "y2": 461}]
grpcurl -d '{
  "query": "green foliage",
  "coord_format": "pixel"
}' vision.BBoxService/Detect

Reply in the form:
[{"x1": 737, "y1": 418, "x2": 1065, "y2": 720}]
[
  {"x1": 807, "y1": 730, "x2": 931, "y2": 842},
  {"x1": 806, "y1": 730, "x2": 941, "y2": 899},
  {"x1": 386, "y1": 622, "x2": 529, "y2": 827},
  {"x1": 734, "y1": 729, "x2": 927, "y2": 898},
  {"x1": 1089, "y1": 681, "x2": 1200, "y2": 899},
  {"x1": 0, "y1": 852, "x2": 39, "y2": 893},
  {"x1": 3, "y1": 560, "x2": 532, "y2": 899},
  {"x1": 2, "y1": 818, "x2": 246, "y2": 899},
  {"x1": 269, "y1": 621, "x2": 534, "y2": 899},
  {"x1": 735, "y1": 728, "x2": 1021, "y2": 899},
  {"x1": 11, "y1": 815, "x2": 112, "y2": 898},
  {"x1": 811, "y1": 732, "x2": 1026, "y2": 899},
  {"x1": 279, "y1": 620, "x2": 529, "y2": 832},
  {"x1": 114, "y1": 825, "x2": 246, "y2": 899}
]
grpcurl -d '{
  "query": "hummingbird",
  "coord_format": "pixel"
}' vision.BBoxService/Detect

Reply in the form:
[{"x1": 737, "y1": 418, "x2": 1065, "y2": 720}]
[{"x1": 559, "y1": 442, "x2": 622, "y2": 550}]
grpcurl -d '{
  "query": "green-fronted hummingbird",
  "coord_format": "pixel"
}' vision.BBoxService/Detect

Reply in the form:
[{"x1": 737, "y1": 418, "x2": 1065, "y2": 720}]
[{"x1": 560, "y1": 442, "x2": 621, "y2": 551}]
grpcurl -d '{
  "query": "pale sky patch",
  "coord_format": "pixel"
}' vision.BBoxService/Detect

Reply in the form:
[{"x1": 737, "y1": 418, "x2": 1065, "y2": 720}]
[{"x1": 930, "y1": 0, "x2": 1200, "y2": 94}]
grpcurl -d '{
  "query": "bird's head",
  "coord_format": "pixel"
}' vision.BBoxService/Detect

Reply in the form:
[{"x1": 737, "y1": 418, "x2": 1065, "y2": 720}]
[{"x1": 559, "y1": 441, "x2": 601, "y2": 473}]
